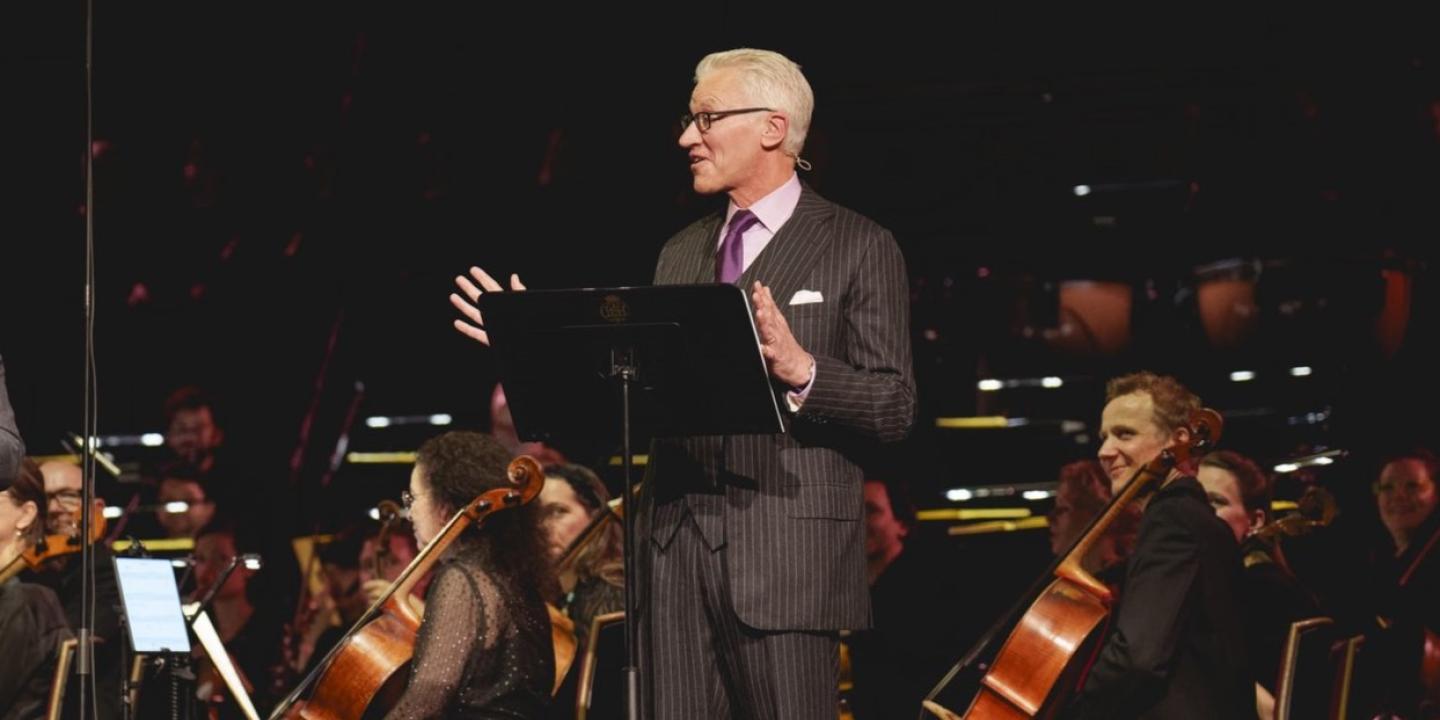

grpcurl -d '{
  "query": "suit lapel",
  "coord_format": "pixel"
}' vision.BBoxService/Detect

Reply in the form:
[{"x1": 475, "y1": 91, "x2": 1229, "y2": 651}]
[
  {"x1": 688, "y1": 213, "x2": 725, "y2": 284},
  {"x1": 737, "y1": 185, "x2": 835, "y2": 311}
]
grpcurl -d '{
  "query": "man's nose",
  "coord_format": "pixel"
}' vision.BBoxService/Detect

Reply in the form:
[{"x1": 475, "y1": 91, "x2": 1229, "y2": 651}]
[
  {"x1": 1097, "y1": 439, "x2": 1117, "y2": 460},
  {"x1": 678, "y1": 122, "x2": 701, "y2": 148}
]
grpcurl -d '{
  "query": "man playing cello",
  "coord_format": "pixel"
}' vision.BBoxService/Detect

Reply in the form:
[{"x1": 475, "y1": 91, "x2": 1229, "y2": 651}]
[{"x1": 1064, "y1": 371, "x2": 1252, "y2": 719}]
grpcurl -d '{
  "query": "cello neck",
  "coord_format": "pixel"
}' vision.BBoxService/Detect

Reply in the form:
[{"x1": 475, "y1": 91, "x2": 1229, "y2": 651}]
[
  {"x1": 381, "y1": 507, "x2": 475, "y2": 624},
  {"x1": 1054, "y1": 461, "x2": 1173, "y2": 603}
]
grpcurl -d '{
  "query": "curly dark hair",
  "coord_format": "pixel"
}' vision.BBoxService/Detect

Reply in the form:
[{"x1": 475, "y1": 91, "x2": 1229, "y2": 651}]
[
  {"x1": 415, "y1": 431, "x2": 556, "y2": 601},
  {"x1": 1105, "y1": 371, "x2": 1202, "y2": 436}
]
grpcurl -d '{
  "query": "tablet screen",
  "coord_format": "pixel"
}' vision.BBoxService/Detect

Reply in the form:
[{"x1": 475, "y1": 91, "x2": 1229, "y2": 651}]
[{"x1": 114, "y1": 557, "x2": 192, "y2": 653}]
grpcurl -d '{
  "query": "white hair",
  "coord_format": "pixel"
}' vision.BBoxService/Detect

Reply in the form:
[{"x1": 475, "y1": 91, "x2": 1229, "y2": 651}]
[{"x1": 695, "y1": 48, "x2": 814, "y2": 159}]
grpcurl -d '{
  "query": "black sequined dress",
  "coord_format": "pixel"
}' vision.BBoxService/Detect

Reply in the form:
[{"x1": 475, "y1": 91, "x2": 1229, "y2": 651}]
[{"x1": 383, "y1": 538, "x2": 554, "y2": 720}]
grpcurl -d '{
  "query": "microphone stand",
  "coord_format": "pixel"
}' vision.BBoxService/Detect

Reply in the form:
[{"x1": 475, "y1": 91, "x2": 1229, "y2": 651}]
[{"x1": 78, "y1": 0, "x2": 99, "y2": 716}]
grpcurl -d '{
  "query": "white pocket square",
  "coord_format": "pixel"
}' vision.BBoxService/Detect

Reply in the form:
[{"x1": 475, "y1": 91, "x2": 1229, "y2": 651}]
[{"x1": 789, "y1": 290, "x2": 824, "y2": 305}]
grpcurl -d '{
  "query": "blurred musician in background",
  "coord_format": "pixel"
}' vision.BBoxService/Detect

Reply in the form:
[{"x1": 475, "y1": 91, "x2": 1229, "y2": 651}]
[
  {"x1": 1197, "y1": 449, "x2": 1319, "y2": 715},
  {"x1": 1049, "y1": 458, "x2": 1139, "y2": 581},
  {"x1": 1365, "y1": 450, "x2": 1440, "y2": 717}
]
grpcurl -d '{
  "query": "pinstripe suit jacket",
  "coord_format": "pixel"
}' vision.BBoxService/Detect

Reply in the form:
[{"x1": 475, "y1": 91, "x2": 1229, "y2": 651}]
[
  {"x1": 641, "y1": 184, "x2": 916, "y2": 632},
  {"x1": 0, "y1": 356, "x2": 23, "y2": 484}
]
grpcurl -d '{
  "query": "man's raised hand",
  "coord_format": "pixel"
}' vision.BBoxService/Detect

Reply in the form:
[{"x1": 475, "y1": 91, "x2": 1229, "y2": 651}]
[{"x1": 450, "y1": 267, "x2": 526, "y2": 346}]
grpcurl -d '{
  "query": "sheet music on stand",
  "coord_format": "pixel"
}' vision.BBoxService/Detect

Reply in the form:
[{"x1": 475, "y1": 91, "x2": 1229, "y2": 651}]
[{"x1": 114, "y1": 556, "x2": 259, "y2": 720}]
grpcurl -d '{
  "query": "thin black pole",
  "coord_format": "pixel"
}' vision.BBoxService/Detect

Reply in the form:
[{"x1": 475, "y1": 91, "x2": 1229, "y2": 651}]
[
  {"x1": 78, "y1": 0, "x2": 98, "y2": 716},
  {"x1": 616, "y1": 353, "x2": 641, "y2": 720}
]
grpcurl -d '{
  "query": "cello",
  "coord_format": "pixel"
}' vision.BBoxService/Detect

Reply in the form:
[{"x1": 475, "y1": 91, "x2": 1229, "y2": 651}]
[
  {"x1": 925, "y1": 407, "x2": 1222, "y2": 719},
  {"x1": 268, "y1": 454, "x2": 545, "y2": 720}
]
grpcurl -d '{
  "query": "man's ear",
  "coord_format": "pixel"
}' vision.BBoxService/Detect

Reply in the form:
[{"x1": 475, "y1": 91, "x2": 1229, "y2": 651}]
[
  {"x1": 761, "y1": 112, "x2": 789, "y2": 151},
  {"x1": 1168, "y1": 425, "x2": 1192, "y2": 450}
]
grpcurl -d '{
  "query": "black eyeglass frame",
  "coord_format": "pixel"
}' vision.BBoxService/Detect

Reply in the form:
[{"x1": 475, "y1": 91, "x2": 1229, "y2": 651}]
[{"x1": 679, "y1": 107, "x2": 775, "y2": 133}]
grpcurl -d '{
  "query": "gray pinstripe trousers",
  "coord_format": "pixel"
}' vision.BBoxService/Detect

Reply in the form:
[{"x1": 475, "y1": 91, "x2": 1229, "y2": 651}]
[{"x1": 644, "y1": 511, "x2": 840, "y2": 720}]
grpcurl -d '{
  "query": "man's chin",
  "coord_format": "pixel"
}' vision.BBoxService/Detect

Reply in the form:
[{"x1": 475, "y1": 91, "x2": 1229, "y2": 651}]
[
  {"x1": 1108, "y1": 473, "x2": 1131, "y2": 493},
  {"x1": 690, "y1": 174, "x2": 723, "y2": 196}
]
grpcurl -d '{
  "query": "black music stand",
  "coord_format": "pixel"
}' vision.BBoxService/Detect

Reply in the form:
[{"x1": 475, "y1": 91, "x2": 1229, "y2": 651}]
[{"x1": 478, "y1": 283, "x2": 785, "y2": 720}]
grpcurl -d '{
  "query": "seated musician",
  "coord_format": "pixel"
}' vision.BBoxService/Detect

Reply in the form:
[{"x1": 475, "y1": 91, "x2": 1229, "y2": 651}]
[
  {"x1": 358, "y1": 518, "x2": 425, "y2": 603},
  {"x1": 384, "y1": 430, "x2": 555, "y2": 719},
  {"x1": 27, "y1": 459, "x2": 124, "y2": 720},
  {"x1": 538, "y1": 464, "x2": 622, "y2": 720},
  {"x1": 190, "y1": 517, "x2": 286, "y2": 718},
  {"x1": 1063, "y1": 372, "x2": 1252, "y2": 719},
  {"x1": 540, "y1": 463, "x2": 623, "y2": 649},
  {"x1": 299, "y1": 521, "x2": 427, "y2": 676},
  {"x1": 1049, "y1": 458, "x2": 1139, "y2": 580},
  {"x1": 1197, "y1": 450, "x2": 1319, "y2": 714},
  {"x1": 292, "y1": 529, "x2": 368, "y2": 676},
  {"x1": 1365, "y1": 450, "x2": 1440, "y2": 717},
  {"x1": 155, "y1": 463, "x2": 217, "y2": 540},
  {"x1": 0, "y1": 458, "x2": 71, "y2": 720},
  {"x1": 849, "y1": 474, "x2": 973, "y2": 720}
]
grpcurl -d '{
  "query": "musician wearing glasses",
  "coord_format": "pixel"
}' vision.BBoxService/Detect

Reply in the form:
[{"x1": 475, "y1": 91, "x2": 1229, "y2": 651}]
[
  {"x1": 25, "y1": 460, "x2": 124, "y2": 719},
  {"x1": 384, "y1": 431, "x2": 556, "y2": 719}
]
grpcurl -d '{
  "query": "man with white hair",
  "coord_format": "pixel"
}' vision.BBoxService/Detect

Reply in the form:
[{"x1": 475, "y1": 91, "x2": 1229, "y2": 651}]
[
  {"x1": 641, "y1": 49, "x2": 913, "y2": 719},
  {"x1": 453, "y1": 48, "x2": 914, "y2": 718}
]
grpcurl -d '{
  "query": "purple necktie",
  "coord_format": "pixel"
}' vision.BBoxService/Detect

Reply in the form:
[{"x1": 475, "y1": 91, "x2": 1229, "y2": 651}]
[{"x1": 716, "y1": 209, "x2": 761, "y2": 284}]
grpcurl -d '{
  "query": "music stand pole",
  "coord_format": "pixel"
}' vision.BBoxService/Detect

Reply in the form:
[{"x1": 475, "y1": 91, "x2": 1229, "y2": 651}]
[{"x1": 612, "y1": 348, "x2": 642, "y2": 720}]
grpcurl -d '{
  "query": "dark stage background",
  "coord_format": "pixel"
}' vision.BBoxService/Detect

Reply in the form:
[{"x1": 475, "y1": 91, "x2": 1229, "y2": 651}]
[{"x1": 4, "y1": 4, "x2": 1440, "y2": 629}]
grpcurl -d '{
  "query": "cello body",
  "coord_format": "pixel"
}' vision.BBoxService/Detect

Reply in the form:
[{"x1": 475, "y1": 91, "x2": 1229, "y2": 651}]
[
  {"x1": 963, "y1": 576, "x2": 1108, "y2": 718},
  {"x1": 299, "y1": 600, "x2": 420, "y2": 720}
]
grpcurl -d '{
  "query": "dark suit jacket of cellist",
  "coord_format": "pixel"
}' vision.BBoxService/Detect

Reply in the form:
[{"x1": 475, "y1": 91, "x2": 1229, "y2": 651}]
[
  {"x1": 1067, "y1": 476, "x2": 1253, "y2": 720},
  {"x1": 639, "y1": 183, "x2": 916, "y2": 632}
]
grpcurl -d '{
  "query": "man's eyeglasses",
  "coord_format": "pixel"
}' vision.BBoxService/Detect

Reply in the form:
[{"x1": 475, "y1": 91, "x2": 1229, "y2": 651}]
[
  {"x1": 48, "y1": 489, "x2": 83, "y2": 508},
  {"x1": 679, "y1": 107, "x2": 774, "y2": 134},
  {"x1": 401, "y1": 489, "x2": 425, "y2": 510}
]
